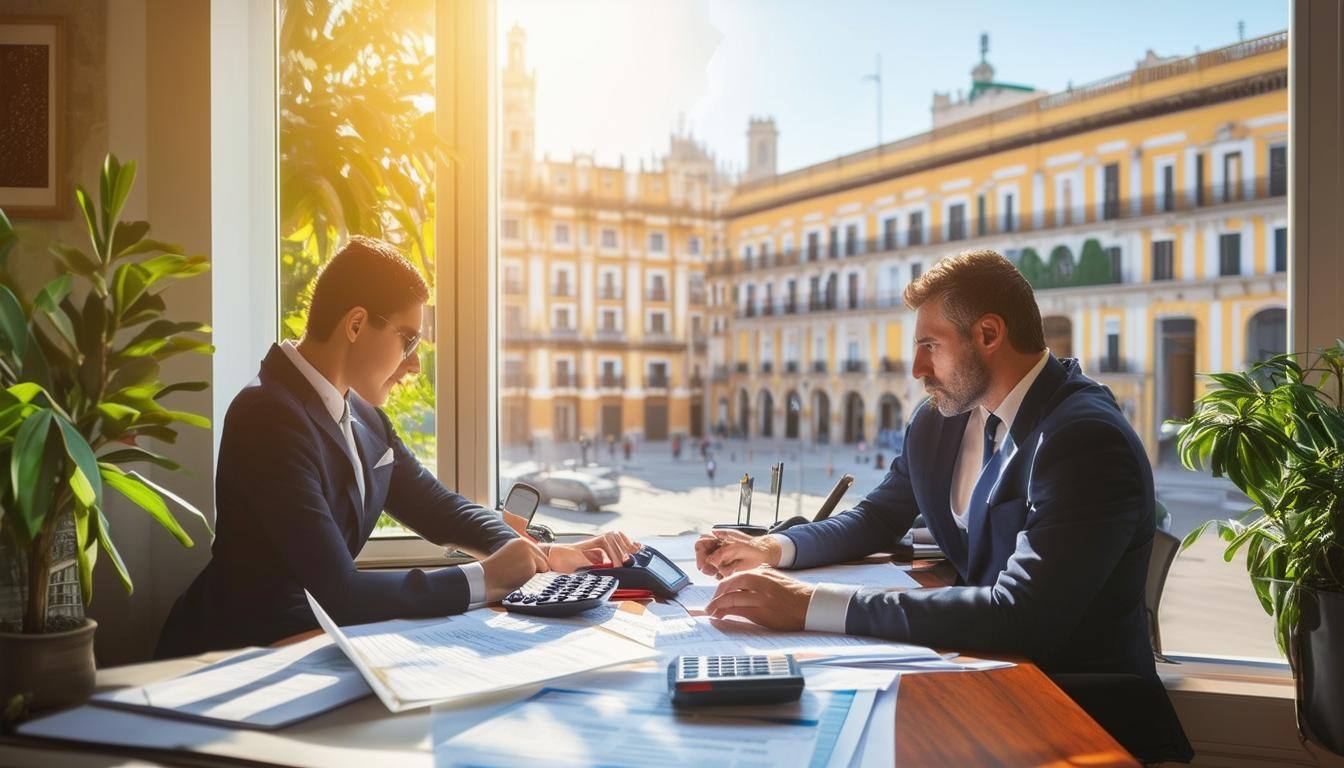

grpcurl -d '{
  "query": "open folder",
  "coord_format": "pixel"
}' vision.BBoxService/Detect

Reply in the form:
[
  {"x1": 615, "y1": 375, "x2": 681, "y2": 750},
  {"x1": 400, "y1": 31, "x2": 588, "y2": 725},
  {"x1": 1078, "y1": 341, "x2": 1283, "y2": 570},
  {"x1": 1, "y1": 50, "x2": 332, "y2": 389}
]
[{"x1": 305, "y1": 591, "x2": 658, "y2": 712}]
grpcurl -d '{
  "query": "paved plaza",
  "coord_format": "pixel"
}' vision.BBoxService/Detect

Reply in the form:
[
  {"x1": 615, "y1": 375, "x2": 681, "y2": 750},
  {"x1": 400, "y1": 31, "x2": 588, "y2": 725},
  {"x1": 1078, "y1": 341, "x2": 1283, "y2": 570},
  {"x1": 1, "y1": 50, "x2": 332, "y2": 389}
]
[{"x1": 505, "y1": 437, "x2": 1281, "y2": 660}]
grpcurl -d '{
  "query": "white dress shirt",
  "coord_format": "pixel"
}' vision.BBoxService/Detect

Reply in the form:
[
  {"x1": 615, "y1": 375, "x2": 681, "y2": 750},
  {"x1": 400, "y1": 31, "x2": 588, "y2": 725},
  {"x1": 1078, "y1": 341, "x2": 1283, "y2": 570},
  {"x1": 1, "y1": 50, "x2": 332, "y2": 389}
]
[
  {"x1": 279, "y1": 341, "x2": 487, "y2": 607},
  {"x1": 776, "y1": 350, "x2": 1051, "y2": 632}
]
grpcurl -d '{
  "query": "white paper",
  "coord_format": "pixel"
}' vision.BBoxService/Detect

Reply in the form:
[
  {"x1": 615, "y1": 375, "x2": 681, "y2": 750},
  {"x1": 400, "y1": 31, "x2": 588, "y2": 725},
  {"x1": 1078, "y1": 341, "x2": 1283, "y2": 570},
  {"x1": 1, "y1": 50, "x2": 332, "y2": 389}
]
[
  {"x1": 852, "y1": 677, "x2": 899, "y2": 768},
  {"x1": 654, "y1": 614, "x2": 940, "y2": 661},
  {"x1": 305, "y1": 591, "x2": 657, "y2": 712},
  {"x1": 780, "y1": 561, "x2": 922, "y2": 591},
  {"x1": 435, "y1": 685, "x2": 875, "y2": 768},
  {"x1": 802, "y1": 665, "x2": 900, "y2": 691},
  {"x1": 91, "y1": 635, "x2": 370, "y2": 729}
]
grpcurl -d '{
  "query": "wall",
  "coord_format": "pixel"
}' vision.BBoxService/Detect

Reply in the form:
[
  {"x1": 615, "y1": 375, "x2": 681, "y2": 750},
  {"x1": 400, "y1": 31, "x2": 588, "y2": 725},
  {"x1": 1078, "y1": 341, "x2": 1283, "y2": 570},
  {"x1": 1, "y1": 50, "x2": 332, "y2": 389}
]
[{"x1": 1, "y1": 0, "x2": 213, "y2": 665}]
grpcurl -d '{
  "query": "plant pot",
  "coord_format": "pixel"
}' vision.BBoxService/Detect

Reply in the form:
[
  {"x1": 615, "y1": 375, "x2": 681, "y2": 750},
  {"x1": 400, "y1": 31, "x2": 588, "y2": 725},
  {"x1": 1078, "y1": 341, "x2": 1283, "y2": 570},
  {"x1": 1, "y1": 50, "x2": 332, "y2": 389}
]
[
  {"x1": 1296, "y1": 589, "x2": 1344, "y2": 755},
  {"x1": 0, "y1": 618, "x2": 97, "y2": 715}
]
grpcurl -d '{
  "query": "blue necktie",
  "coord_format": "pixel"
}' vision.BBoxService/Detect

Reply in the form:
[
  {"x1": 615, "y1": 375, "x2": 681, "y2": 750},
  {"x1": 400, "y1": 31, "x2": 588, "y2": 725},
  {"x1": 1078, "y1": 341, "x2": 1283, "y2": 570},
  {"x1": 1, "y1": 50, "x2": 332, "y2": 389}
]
[{"x1": 982, "y1": 412, "x2": 1002, "y2": 469}]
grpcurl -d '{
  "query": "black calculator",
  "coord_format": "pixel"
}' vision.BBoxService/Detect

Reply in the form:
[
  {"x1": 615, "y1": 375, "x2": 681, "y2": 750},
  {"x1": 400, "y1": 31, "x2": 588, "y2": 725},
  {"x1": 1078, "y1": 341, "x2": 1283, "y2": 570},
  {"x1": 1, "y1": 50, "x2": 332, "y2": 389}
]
[
  {"x1": 500, "y1": 572, "x2": 618, "y2": 617},
  {"x1": 667, "y1": 654, "x2": 805, "y2": 707}
]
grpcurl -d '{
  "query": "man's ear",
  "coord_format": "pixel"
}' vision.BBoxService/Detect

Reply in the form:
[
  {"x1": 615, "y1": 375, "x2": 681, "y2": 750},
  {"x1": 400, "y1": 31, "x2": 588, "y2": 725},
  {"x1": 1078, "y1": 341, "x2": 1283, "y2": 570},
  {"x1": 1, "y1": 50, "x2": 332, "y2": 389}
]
[
  {"x1": 976, "y1": 313, "x2": 1007, "y2": 353},
  {"x1": 344, "y1": 307, "x2": 368, "y2": 344}
]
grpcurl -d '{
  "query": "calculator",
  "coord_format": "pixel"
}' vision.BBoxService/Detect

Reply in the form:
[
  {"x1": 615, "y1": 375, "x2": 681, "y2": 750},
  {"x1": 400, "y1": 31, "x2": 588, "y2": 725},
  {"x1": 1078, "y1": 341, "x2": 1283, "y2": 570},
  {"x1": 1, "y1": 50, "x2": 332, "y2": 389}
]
[
  {"x1": 500, "y1": 572, "x2": 619, "y2": 617},
  {"x1": 667, "y1": 654, "x2": 805, "y2": 707}
]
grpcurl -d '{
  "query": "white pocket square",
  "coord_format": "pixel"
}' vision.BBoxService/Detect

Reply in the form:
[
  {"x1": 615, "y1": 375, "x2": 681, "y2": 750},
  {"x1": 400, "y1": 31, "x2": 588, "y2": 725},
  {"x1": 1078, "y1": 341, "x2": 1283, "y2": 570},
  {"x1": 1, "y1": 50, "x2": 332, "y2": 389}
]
[{"x1": 373, "y1": 448, "x2": 394, "y2": 469}]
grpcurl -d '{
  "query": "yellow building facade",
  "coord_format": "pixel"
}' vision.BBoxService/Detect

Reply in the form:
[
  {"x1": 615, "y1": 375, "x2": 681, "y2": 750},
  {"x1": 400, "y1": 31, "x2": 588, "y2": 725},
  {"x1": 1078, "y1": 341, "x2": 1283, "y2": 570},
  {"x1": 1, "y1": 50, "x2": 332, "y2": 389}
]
[
  {"x1": 708, "y1": 32, "x2": 1289, "y2": 464},
  {"x1": 499, "y1": 26, "x2": 725, "y2": 446}
]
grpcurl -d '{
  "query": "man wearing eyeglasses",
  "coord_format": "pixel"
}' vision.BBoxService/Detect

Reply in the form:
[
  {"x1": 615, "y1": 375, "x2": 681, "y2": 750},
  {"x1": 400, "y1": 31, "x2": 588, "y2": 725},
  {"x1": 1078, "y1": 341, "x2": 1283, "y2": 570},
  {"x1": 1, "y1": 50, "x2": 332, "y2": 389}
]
[{"x1": 156, "y1": 236, "x2": 639, "y2": 658}]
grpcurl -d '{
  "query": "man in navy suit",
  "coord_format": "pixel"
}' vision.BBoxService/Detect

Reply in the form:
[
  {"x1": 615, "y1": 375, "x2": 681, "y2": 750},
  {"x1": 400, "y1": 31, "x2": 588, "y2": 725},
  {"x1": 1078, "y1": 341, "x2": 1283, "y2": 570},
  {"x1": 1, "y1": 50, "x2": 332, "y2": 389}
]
[
  {"x1": 695, "y1": 249, "x2": 1190, "y2": 759},
  {"x1": 158, "y1": 237, "x2": 638, "y2": 658}
]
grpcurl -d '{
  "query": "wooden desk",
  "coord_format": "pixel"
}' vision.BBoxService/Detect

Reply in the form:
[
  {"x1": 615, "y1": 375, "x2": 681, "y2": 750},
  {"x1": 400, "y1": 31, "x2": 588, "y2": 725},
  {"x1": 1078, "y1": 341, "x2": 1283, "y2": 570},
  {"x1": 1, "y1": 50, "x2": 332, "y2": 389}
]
[{"x1": 1, "y1": 558, "x2": 1137, "y2": 767}]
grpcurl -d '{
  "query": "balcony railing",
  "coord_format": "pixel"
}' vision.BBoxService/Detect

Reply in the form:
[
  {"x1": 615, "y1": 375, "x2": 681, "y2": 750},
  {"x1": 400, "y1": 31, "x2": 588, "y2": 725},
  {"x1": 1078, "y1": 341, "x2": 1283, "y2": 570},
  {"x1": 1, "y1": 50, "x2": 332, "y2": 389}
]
[
  {"x1": 842, "y1": 360, "x2": 867, "y2": 374},
  {"x1": 598, "y1": 287, "x2": 623, "y2": 300},
  {"x1": 735, "y1": 362, "x2": 749, "y2": 374},
  {"x1": 551, "y1": 326, "x2": 579, "y2": 340},
  {"x1": 646, "y1": 375, "x2": 670, "y2": 389},
  {"x1": 761, "y1": 362, "x2": 773, "y2": 374},
  {"x1": 785, "y1": 361, "x2": 800, "y2": 374},
  {"x1": 502, "y1": 372, "x2": 530, "y2": 388},
  {"x1": 598, "y1": 373, "x2": 626, "y2": 388},
  {"x1": 552, "y1": 373, "x2": 582, "y2": 388},
  {"x1": 811, "y1": 361, "x2": 827, "y2": 374},
  {"x1": 647, "y1": 290, "x2": 669, "y2": 302},
  {"x1": 720, "y1": 178, "x2": 1286, "y2": 281},
  {"x1": 1094, "y1": 357, "x2": 1133, "y2": 374},
  {"x1": 551, "y1": 283, "x2": 575, "y2": 297},
  {"x1": 503, "y1": 281, "x2": 525, "y2": 295},
  {"x1": 880, "y1": 357, "x2": 906, "y2": 374},
  {"x1": 689, "y1": 374, "x2": 705, "y2": 388}
]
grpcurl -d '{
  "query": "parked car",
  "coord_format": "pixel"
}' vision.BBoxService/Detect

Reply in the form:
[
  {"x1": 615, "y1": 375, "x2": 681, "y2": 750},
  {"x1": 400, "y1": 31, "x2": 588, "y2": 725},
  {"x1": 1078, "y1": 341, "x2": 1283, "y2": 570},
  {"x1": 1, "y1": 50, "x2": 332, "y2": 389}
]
[
  {"x1": 532, "y1": 470, "x2": 620, "y2": 512},
  {"x1": 558, "y1": 459, "x2": 620, "y2": 481}
]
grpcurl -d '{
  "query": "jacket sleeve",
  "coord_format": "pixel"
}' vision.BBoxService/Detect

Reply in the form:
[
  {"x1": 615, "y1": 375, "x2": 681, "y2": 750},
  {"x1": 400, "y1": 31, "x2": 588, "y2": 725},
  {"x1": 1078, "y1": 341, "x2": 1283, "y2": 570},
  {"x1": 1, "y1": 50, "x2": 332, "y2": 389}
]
[
  {"x1": 224, "y1": 400, "x2": 496, "y2": 625},
  {"x1": 843, "y1": 417, "x2": 1147, "y2": 658},
  {"x1": 780, "y1": 417, "x2": 922, "y2": 569},
  {"x1": 376, "y1": 408, "x2": 518, "y2": 556}
]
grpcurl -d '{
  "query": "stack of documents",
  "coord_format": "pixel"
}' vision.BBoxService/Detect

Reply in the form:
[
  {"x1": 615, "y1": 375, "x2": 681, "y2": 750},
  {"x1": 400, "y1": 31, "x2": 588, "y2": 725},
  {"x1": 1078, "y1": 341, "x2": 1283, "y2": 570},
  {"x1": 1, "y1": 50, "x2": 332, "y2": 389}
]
[
  {"x1": 800, "y1": 646, "x2": 1015, "y2": 673},
  {"x1": 306, "y1": 591, "x2": 658, "y2": 712}
]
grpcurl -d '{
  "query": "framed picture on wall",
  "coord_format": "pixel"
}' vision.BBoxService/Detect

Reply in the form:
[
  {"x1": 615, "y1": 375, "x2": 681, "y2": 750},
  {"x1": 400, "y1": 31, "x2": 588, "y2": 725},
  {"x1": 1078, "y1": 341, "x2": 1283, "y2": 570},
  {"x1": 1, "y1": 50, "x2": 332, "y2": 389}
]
[{"x1": 0, "y1": 17, "x2": 65, "y2": 219}]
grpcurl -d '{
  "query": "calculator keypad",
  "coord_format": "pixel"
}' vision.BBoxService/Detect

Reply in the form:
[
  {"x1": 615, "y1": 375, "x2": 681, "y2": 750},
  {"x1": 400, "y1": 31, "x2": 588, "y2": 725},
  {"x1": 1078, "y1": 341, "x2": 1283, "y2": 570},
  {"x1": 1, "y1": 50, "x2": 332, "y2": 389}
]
[
  {"x1": 501, "y1": 572, "x2": 618, "y2": 617},
  {"x1": 679, "y1": 654, "x2": 792, "y2": 679}
]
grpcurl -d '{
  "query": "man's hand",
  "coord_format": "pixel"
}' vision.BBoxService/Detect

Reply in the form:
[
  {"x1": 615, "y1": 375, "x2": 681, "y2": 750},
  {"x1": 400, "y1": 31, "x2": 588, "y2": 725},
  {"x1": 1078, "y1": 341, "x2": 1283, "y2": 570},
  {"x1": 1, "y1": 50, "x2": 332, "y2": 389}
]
[
  {"x1": 695, "y1": 529, "x2": 781, "y2": 579},
  {"x1": 480, "y1": 538, "x2": 549, "y2": 602},
  {"x1": 704, "y1": 568, "x2": 813, "y2": 631},
  {"x1": 543, "y1": 531, "x2": 642, "y2": 573}
]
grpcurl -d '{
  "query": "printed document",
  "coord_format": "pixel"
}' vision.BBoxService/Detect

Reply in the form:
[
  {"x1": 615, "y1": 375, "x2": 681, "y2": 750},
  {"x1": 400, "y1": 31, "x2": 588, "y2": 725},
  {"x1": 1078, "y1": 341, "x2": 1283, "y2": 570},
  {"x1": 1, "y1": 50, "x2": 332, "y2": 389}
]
[{"x1": 306, "y1": 591, "x2": 657, "y2": 712}]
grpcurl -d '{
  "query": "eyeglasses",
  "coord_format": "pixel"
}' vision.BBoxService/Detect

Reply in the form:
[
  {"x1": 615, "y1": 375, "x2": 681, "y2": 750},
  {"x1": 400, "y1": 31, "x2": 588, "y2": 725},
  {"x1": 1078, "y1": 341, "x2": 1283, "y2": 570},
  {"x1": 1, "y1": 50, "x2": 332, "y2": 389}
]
[{"x1": 373, "y1": 313, "x2": 422, "y2": 360}]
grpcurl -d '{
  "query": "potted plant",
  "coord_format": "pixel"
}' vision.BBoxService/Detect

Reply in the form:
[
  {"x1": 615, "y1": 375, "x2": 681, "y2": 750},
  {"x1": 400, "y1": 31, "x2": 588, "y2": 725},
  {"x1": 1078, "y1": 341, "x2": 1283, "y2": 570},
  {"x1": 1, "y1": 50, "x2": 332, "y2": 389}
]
[
  {"x1": 1175, "y1": 342, "x2": 1344, "y2": 755},
  {"x1": 0, "y1": 154, "x2": 212, "y2": 716}
]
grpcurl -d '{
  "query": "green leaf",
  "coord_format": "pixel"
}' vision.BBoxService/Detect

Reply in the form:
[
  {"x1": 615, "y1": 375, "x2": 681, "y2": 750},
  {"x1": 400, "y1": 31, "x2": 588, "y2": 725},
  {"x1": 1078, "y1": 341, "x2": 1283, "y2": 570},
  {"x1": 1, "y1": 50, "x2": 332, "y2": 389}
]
[
  {"x1": 99, "y1": 464, "x2": 193, "y2": 547},
  {"x1": 75, "y1": 186, "x2": 103, "y2": 258},
  {"x1": 95, "y1": 507, "x2": 133, "y2": 594},
  {"x1": 0, "y1": 284, "x2": 29, "y2": 359},
  {"x1": 49, "y1": 244, "x2": 100, "y2": 276},
  {"x1": 128, "y1": 469, "x2": 212, "y2": 541},
  {"x1": 96, "y1": 446, "x2": 181, "y2": 471},
  {"x1": 154, "y1": 380, "x2": 209, "y2": 399},
  {"x1": 33, "y1": 274, "x2": 73, "y2": 312},
  {"x1": 106, "y1": 158, "x2": 137, "y2": 234},
  {"x1": 11, "y1": 409, "x2": 55, "y2": 540},
  {"x1": 0, "y1": 208, "x2": 14, "y2": 269},
  {"x1": 55, "y1": 415, "x2": 102, "y2": 509},
  {"x1": 109, "y1": 220, "x2": 150, "y2": 258},
  {"x1": 114, "y1": 238, "x2": 182, "y2": 260}
]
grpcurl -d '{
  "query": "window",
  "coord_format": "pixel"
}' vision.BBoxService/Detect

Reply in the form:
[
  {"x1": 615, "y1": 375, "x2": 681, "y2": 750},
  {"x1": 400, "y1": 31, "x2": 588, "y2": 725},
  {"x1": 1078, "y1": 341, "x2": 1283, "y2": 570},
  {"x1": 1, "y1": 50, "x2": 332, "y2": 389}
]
[
  {"x1": 1152, "y1": 240, "x2": 1175, "y2": 280},
  {"x1": 1219, "y1": 232, "x2": 1242, "y2": 276},
  {"x1": 502, "y1": 218, "x2": 521, "y2": 240},
  {"x1": 552, "y1": 307, "x2": 572, "y2": 330},
  {"x1": 1269, "y1": 145, "x2": 1287, "y2": 197},
  {"x1": 553, "y1": 222, "x2": 570, "y2": 245},
  {"x1": 1102, "y1": 162, "x2": 1120, "y2": 220},
  {"x1": 882, "y1": 217, "x2": 897, "y2": 250},
  {"x1": 492, "y1": 3, "x2": 1289, "y2": 664},
  {"x1": 947, "y1": 202, "x2": 966, "y2": 241},
  {"x1": 908, "y1": 210, "x2": 924, "y2": 245}
]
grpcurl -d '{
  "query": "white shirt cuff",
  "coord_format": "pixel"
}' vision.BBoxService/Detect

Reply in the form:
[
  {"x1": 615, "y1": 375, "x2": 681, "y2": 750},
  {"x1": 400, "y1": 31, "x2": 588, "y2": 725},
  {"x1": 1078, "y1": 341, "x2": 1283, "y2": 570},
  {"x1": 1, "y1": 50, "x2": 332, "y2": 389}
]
[
  {"x1": 462, "y1": 561, "x2": 487, "y2": 609},
  {"x1": 769, "y1": 534, "x2": 796, "y2": 568},
  {"x1": 804, "y1": 583, "x2": 859, "y2": 633}
]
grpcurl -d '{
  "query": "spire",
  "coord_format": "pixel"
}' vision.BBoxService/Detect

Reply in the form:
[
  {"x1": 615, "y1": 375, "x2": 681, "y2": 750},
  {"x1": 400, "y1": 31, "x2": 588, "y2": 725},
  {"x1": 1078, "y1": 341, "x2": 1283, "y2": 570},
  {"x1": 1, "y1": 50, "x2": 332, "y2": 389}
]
[{"x1": 971, "y1": 32, "x2": 994, "y2": 84}]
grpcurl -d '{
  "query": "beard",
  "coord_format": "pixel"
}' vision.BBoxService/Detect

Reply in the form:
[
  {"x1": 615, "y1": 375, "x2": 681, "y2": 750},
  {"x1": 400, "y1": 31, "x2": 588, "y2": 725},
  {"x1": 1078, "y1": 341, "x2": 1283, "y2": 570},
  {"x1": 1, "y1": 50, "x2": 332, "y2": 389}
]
[{"x1": 922, "y1": 345, "x2": 991, "y2": 416}]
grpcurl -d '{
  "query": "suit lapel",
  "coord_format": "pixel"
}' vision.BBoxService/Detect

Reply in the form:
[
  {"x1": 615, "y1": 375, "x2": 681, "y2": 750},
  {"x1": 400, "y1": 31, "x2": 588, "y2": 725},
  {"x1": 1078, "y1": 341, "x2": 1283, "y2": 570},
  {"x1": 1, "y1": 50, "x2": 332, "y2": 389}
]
[{"x1": 349, "y1": 409, "x2": 390, "y2": 530}]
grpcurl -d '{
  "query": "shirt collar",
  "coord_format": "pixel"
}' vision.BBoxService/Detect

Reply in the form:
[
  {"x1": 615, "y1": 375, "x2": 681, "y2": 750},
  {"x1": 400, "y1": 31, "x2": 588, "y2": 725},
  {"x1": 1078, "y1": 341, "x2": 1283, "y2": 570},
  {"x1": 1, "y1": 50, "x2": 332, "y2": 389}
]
[
  {"x1": 980, "y1": 349, "x2": 1051, "y2": 433},
  {"x1": 280, "y1": 340, "x2": 348, "y2": 424}
]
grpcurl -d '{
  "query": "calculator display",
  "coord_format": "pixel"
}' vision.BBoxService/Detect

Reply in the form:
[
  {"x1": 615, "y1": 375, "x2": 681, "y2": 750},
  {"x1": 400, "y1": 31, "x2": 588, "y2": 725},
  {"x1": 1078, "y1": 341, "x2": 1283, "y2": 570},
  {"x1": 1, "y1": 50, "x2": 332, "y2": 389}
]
[{"x1": 644, "y1": 551, "x2": 682, "y2": 585}]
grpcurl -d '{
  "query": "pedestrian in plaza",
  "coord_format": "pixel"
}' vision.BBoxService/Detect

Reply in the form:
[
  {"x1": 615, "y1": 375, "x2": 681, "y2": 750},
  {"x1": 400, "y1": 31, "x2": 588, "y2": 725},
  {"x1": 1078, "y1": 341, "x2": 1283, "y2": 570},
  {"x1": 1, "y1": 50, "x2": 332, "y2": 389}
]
[
  {"x1": 705, "y1": 456, "x2": 717, "y2": 489},
  {"x1": 622, "y1": 435, "x2": 633, "y2": 461}
]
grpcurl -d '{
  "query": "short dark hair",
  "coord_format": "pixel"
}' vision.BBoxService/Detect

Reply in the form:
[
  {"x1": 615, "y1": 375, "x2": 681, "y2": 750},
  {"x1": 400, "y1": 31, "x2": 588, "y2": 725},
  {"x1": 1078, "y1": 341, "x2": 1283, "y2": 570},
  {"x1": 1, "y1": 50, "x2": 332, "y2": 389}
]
[
  {"x1": 306, "y1": 236, "x2": 429, "y2": 341},
  {"x1": 903, "y1": 249, "x2": 1045, "y2": 353}
]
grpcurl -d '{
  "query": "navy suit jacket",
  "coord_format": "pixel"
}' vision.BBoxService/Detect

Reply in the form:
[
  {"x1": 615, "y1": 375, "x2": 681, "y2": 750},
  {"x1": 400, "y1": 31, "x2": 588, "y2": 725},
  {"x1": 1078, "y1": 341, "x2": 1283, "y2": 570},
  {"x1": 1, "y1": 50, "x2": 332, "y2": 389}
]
[
  {"x1": 156, "y1": 345, "x2": 518, "y2": 658},
  {"x1": 784, "y1": 355, "x2": 1160, "y2": 681}
]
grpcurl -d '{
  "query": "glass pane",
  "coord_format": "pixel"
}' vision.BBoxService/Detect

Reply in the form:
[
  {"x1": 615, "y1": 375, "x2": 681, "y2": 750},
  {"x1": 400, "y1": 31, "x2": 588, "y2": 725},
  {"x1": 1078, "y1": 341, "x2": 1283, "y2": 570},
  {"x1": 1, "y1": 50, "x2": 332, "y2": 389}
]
[
  {"x1": 495, "y1": 1, "x2": 1289, "y2": 659},
  {"x1": 278, "y1": 0, "x2": 438, "y2": 535}
]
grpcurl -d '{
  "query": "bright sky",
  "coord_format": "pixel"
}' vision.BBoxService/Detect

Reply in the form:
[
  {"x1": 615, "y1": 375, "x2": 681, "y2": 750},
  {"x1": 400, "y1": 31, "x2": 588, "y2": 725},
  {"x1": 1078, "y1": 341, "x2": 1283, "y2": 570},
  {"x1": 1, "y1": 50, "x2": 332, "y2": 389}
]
[{"x1": 498, "y1": 0, "x2": 1288, "y2": 176}]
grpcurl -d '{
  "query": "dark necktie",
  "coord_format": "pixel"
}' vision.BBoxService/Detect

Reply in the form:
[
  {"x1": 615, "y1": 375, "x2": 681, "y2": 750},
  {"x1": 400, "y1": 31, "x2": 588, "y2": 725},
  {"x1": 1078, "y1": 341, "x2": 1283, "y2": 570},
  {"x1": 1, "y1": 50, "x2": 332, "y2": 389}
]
[{"x1": 982, "y1": 412, "x2": 1002, "y2": 470}]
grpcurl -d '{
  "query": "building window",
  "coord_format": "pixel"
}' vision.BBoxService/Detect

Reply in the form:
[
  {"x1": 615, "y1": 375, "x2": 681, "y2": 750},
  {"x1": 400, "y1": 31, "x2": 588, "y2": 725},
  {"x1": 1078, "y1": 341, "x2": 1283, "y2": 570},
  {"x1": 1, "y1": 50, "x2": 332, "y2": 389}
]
[
  {"x1": 1269, "y1": 145, "x2": 1287, "y2": 197},
  {"x1": 976, "y1": 194, "x2": 986, "y2": 236},
  {"x1": 648, "y1": 312, "x2": 668, "y2": 334},
  {"x1": 553, "y1": 307, "x2": 572, "y2": 330},
  {"x1": 1152, "y1": 240, "x2": 1175, "y2": 281},
  {"x1": 910, "y1": 261, "x2": 923, "y2": 281},
  {"x1": 947, "y1": 203, "x2": 966, "y2": 241},
  {"x1": 503, "y1": 305, "x2": 523, "y2": 333},
  {"x1": 600, "y1": 309, "x2": 619, "y2": 332},
  {"x1": 648, "y1": 274, "x2": 667, "y2": 301},
  {"x1": 806, "y1": 231, "x2": 820, "y2": 261},
  {"x1": 847, "y1": 273, "x2": 859, "y2": 309},
  {"x1": 649, "y1": 232, "x2": 666, "y2": 253},
  {"x1": 502, "y1": 218, "x2": 520, "y2": 240},
  {"x1": 1194, "y1": 153, "x2": 1206, "y2": 206},
  {"x1": 1222, "y1": 151, "x2": 1243, "y2": 202},
  {"x1": 844, "y1": 223, "x2": 859, "y2": 256},
  {"x1": 1274, "y1": 227, "x2": 1287, "y2": 273},
  {"x1": 1003, "y1": 194, "x2": 1015, "y2": 233},
  {"x1": 1103, "y1": 162, "x2": 1120, "y2": 220},
  {"x1": 1106, "y1": 246, "x2": 1123, "y2": 283},
  {"x1": 828, "y1": 226, "x2": 839, "y2": 258},
  {"x1": 554, "y1": 222, "x2": 570, "y2": 245},
  {"x1": 600, "y1": 228, "x2": 618, "y2": 249},
  {"x1": 908, "y1": 211, "x2": 924, "y2": 245},
  {"x1": 1161, "y1": 165, "x2": 1175, "y2": 212},
  {"x1": 882, "y1": 217, "x2": 897, "y2": 250},
  {"x1": 688, "y1": 236, "x2": 701, "y2": 255},
  {"x1": 1219, "y1": 232, "x2": 1242, "y2": 276}
]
